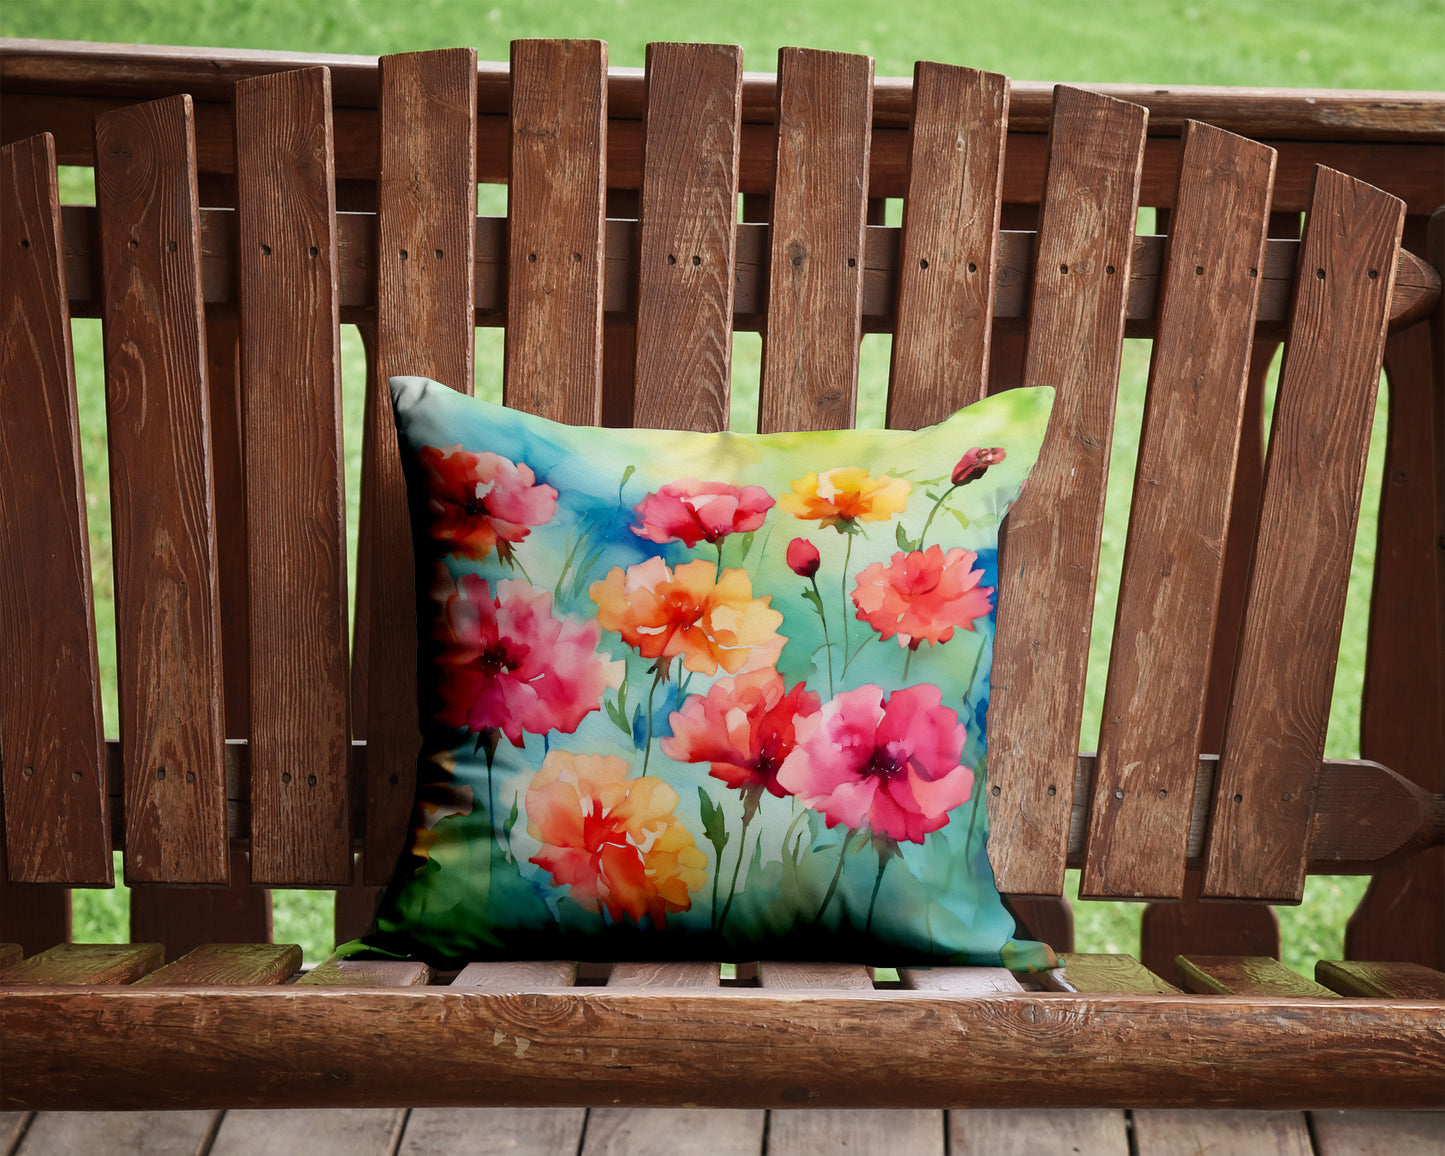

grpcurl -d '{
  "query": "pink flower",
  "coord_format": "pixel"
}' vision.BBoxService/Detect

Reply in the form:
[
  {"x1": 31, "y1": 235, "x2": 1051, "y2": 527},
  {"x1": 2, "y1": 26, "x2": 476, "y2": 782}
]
[
  {"x1": 632, "y1": 480, "x2": 775, "y2": 548},
  {"x1": 786, "y1": 538, "x2": 821, "y2": 579},
  {"x1": 419, "y1": 445, "x2": 558, "y2": 561},
  {"x1": 433, "y1": 570, "x2": 624, "y2": 746},
  {"x1": 852, "y1": 546, "x2": 993, "y2": 649},
  {"x1": 776, "y1": 684, "x2": 974, "y2": 843},
  {"x1": 662, "y1": 668, "x2": 821, "y2": 798},
  {"x1": 951, "y1": 446, "x2": 1006, "y2": 486}
]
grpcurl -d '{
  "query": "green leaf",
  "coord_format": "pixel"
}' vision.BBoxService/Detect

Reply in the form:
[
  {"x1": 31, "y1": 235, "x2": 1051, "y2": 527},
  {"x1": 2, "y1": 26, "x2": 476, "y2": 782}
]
[
  {"x1": 698, "y1": 787, "x2": 728, "y2": 855},
  {"x1": 949, "y1": 507, "x2": 972, "y2": 530},
  {"x1": 800, "y1": 585, "x2": 825, "y2": 614},
  {"x1": 737, "y1": 530, "x2": 756, "y2": 561},
  {"x1": 895, "y1": 522, "x2": 917, "y2": 552},
  {"x1": 620, "y1": 464, "x2": 636, "y2": 490}
]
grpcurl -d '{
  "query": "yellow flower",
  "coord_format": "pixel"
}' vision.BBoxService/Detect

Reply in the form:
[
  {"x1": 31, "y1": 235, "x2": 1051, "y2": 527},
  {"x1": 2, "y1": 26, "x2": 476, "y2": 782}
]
[
  {"x1": 526, "y1": 751, "x2": 707, "y2": 925},
  {"x1": 778, "y1": 467, "x2": 910, "y2": 529}
]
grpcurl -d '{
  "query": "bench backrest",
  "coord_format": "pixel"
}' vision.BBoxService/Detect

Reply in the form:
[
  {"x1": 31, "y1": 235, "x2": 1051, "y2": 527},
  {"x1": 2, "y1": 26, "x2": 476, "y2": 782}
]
[{"x1": 1, "y1": 42, "x2": 1438, "y2": 945}]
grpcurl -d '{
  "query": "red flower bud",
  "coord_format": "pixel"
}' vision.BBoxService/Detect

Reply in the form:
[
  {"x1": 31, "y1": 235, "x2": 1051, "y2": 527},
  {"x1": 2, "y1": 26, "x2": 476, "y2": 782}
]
[
  {"x1": 786, "y1": 537, "x2": 821, "y2": 578},
  {"x1": 951, "y1": 446, "x2": 1006, "y2": 486}
]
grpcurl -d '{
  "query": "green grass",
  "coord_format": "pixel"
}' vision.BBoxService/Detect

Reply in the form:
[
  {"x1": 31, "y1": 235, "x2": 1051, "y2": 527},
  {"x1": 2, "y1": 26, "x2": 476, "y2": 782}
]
[{"x1": 18, "y1": 0, "x2": 1431, "y2": 970}]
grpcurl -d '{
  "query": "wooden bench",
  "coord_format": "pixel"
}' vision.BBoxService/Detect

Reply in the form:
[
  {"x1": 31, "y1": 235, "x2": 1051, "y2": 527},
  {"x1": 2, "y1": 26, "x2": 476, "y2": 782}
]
[{"x1": 0, "y1": 38, "x2": 1442, "y2": 1113}]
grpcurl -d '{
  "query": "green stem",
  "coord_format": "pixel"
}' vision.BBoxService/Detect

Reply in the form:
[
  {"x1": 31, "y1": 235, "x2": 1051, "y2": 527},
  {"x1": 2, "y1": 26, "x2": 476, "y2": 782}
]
[
  {"x1": 716, "y1": 812, "x2": 753, "y2": 932},
  {"x1": 863, "y1": 852, "x2": 891, "y2": 934},
  {"x1": 811, "y1": 575, "x2": 835, "y2": 697},
  {"x1": 716, "y1": 540, "x2": 725, "y2": 573},
  {"x1": 916, "y1": 482, "x2": 960, "y2": 553},
  {"x1": 902, "y1": 644, "x2": 915, "y2": 684},
  {"x1": 840, "y1": 633, "x2": 874, "y2": 680},
  {"x1": 839, "y1": 533, "x2": 854, "y2": 671},
  {"x1": 812, "y1": 829, "x2": 856, "y2": 924},
  {"x1": 641, "y1": 660, "x2": 668, "y2": 775}
]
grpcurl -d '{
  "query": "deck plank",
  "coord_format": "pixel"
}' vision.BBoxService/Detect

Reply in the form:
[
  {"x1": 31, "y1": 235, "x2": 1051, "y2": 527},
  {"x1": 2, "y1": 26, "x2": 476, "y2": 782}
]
[
  {"x1": 768, "y1": 1110, "x2": 944, "y2": 1156},
  {"x1": 1310, "y1": 1110, "x2": 1445, "y2": 1156},
  {"x1": 582, "y1": 1108, "x2": 763, "y2": 1156},
  {"x1": 399, "y1": 1108, "x2": 586, "y2": 1156},
  {"x1": 14, "y1": 1111, "x2": 218, "y2": 1156},
  {"x1": 1132, "y1": 1110, "x2": 1313, "y2": 1156},
  {"x1": 208, "y1": 1109, "x2": 403, "y2": 1156},
  {"x1": 950, "y1": 1109, "x2": 1128, "y2": 1156}
]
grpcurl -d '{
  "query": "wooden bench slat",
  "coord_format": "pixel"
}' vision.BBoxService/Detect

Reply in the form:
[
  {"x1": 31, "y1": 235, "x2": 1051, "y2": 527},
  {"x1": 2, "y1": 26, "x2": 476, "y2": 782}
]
[
  {"x1": 504, "y1": 39, "x2": 607, "y2": 424},
  {"x1": 93, "y1": 94, "x2": 230, "y2": 886},
  {"x1": 1083, "y1": 122, "x2": 1276, "y2": 901},
  {"x1": 1176, "y1": 955, "x2": 1337, "y2": 997},
  {"x1": 608, "y1": 962, "x2": 720, "y2": 988},
  {"x1": 887, "y1": 63, "x2": 1008, "y2": 427},
  {"x1": 756, "y1": 962, "x2": 873, "y2": 990},
  {"x1": 360, "y1": 48, "x2": 479, "y2": 885},
  {"x1": 899, "y1": 967, "x2": 1024, "y2": 994},
  {"x1": 1204, "y1": 167, "x2": 1407, "y2": 903},
  {"x1": 0, "y1": 132, "x2": 112, "y2": 886},
  {"x1": 233, "y1": 67, "x2": 352, "y2": 886},
  {"x1": 0, "y1": 942, "x2": 163, "y2": 985},
  {"x1": 951, "y1": 1109, "x2": 1129, "y2": 1156},
  {"x1": 1132, "y1": 1110, "x2": 1312, "y2": 1156},
  {"x1": 298, "y1": 953, "x2": 433, "y2": 987},
  {"x1": 631, "y1": 42, "x2": 742, "y2": 433},
  {"x1": 451, "y1": 961, "x2": 579, "y2": 988},
  {"x1": 758, "y1": 47, "x2": 873, "y2": 434},
  {"x1": 1316, "y1": 960, "x2": 1445, "y2": 999},
  {"x1": 0, "y1": 945, "x2": 19, "y2": 969},
  {"x1": 1049, "y1": 952, "x2": 1181, "y2": 994},
  {"x1": 987, "y1": 87, "x2": 1148, "y2": 897},
  {"x1": 132, "y1": 942, "x2": 301, "y2": 986}
]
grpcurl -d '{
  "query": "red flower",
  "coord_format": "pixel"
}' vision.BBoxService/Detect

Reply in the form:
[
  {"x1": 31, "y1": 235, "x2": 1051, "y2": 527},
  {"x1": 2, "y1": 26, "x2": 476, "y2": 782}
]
[
  {"x1": 776, "y1": 683, "x2": 974, "y2": 843},
  {"x1": 419, "y1": 445, "x2": 558, "y2": 561},
  {"x1": 786, "y1": 538, "x2": 821, "y2": 578},
  {"x1": 433, "y1": 570, "x2": 623, "y2": 746},
  {"x1": 951, "y1": 446, "x2": 1006, "y2": 486},
  {"x1": 632, "y1": 480, "x2": 775, "y2": 548},
  {"x1": 662, "y1": 668, "x2": 821, "y2": 798},
  {"x1": 852, "y1": 546, "x2": 993, "y2": 649}
]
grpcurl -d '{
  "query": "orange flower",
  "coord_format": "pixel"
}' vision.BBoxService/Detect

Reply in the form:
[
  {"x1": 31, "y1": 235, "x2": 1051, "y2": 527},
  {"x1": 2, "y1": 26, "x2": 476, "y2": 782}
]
[
  {"x1": 590, "y1": 556, "x2": 784, "y2": 676},
  {"x1": 526, "y1": 751, "x2": 706, "y2": 926},
  {"x1": 777, "y1": 466, "x2": 910, "y2": 529}
]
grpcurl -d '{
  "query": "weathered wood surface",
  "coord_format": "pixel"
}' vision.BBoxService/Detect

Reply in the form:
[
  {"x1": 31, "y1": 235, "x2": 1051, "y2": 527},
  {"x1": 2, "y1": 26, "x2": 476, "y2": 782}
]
[
  {"x1": 769, "y1": 1110, "x2": 943, "y2": 1156},
  {"x1": 899, "y1": 967, "x2": 1024, "y2": 993},
  {"x1": 758, "y1": 48, "x2": 873, "y2": 434},
  {"x1": 1204, "y1": 168, "x2": 1406, "y2": 904},
  {"x1": 451, "y1": 960, "x2": 579, "y2": 988},
  {"x1": 1316, "y1": 960, "x2": 1445, "y2": 999},
  {"x1": 951, "y1": 1109, "x2": 1128, "y2": 1156},
  {"x1": 232, "y1": 66, "x2": 351, "y2": 886},
  {"x1": 630, "y1": 42, "x2": 741, "y2": 433},
  {"x1": 886, "y1": 63, "x2": 1007, "y2": 426},
  {"x1": 12, "y1": 1110, "x2": 220, "y2": 1156},
  {"x1": 1176, "y1": 955, "x2": 1336, "y2": 997},
  {"x1": 400, "y1": 1108, "x2": 587, "y2": 1156},
  {"x1": 132, "y1": 942, "x2": 300, "y2": 987},
  {"x1": 1084, "y1": 122, "x2": 1275, "y2": 901},
  {"x1": 128, "y1": 847, "x2": 271, "y2": 962},
  {"x1": 3, "y1": 989, "x2": 1441, "y2": 1110},
  {"x1": 0, "y1": 132, "x2": 111, "y2": 886},
  {"x1": 1310, "y1": 1111, "x2": 1445, "y2": 1156},
  {"x1": 1132, "y1": 1110, "x2": 1313, "y2": 1156},
  {"x1": 207, "y1": 1109, "x2": 404, "y2": 1156},
  {"x1": 93, "y1": 94, "x2": 229, "y2": 887},
  {"x1": 361, "y1": 48, "x2": 478, "y2": 885},
  {"x1": 988, "y1": 87, "x2": 1148, "y2": 897},
  {"x1": 0, "y1": 942, "x2": 161, "y2": 984},
  {"x1": 297, "y1": 953, "x2": 432, "y2": 987},
  {"x1": 757, "y1": 962, "x2": 873, "y2": 990},
  {"x1": 1051, "y1": 953, "x2": 1181, "y2": 994},
  {"x1": 504, "y1": 38, "x2": 607, "y2": 424}
]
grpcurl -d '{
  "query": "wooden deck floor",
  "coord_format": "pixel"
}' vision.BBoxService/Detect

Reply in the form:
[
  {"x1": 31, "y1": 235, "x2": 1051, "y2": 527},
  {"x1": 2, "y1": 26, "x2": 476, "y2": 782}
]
[{"x1": 3, "y1": 1108, "x2": 1442, "y2": 1155}]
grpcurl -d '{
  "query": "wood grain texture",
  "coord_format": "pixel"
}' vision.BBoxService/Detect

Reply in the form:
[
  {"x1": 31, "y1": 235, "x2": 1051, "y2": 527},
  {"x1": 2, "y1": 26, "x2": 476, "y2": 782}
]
[
  {"x1": 769, "y1": 1110, "x2": 943, "y2": 1156},
  {"x1": 1053, "y1": 953, "x2": 1181, "y2": 994},
  {"x1": 757, "y1": 962, "x2": 872, "y2": 990},
  {"x1": 986, "y1": 87, "x2": 1148, "y2": 896},
  {"x1": 1311, "y1": 1110, "x2": 1445, "y2": 1156},
  {"x1": 631, "y1": 43, "x2": 742, "y2": 433},
  {"x1": 1132, "y1": 1110, "x2": 1312, "y2": 1156},
  {"x1": 888, "y1": 64, "x2": 1008, "y2": 428},
  {"x1": 609, "y1": 962, "x2": 720, "y2": 988},
  {"x1": 1083, "y1": 123, "x2": 1275, "y2": 900},
  {"x1": 951, "y1": 1109, "x2": 1128, "y2": 1156},
  {"x1": 401, "y1": 1108, "x2": 587, "y2": 1156},
  {"x1": 1204, "y1": 167, "x2": 1407, "y2": 902},
  {"x1": 233, "y1": 67, "x2": 351, "y2": 885},
  {"x1": 0, "y1": 876, "x2": 69, "y2": 956},
  {"x1": 362, "y1": 48, "x2": 478, "y2": 885},
  {"x1": 208, "y1": 1109, "x2": 404, "y2": 1156},
  {"x1": 1139, "y1": 870, "x2": 1280, "y2": 981},
  {"x1": 899, "y1": 967, "x2": 1024, "y2": 993},
  {"x1": 14, "y1": 1110, "x2": 219, "y2": 1156},
  {"x1": 132, "y1": 942, "x2": 300, "y2": 986},
  {"x1": 128, "y1": 847, "x2": 271, "y2": 962},
  {"x1": 1, "y1": 1112, "x2": 31, "y2": 1153},
  {"x1": 93, "y1": 95, "x2": 228, "y2": 885},
  {"x1": 0, "y1": 132, "x2": 111, "y2": 885},
  {"x1": 451, "y1": 961, "x2": 579, "y2": 988},
  {"x1": 1316, "y1": 959, "x2": 1445, "y2": 999},
  {"x1": 583, "y1": 1108, "x2": 764, "y2": 1156},
  {"x1": 757, "y1": 48, "x2": 873, "y2": 434},
  {"x1": 505, "y1": 39, "x2": 607, "y2": 424},
  {"x1": 298, "y1": 954, "x2": 432, "y2": 987},
  {"x1": 1176, "y1": 955, "x2": 1336, "y2": 997},
  {"x1": 3, "y1": 988, "x2": 1442, "y2": 1110},
  {"x1": 0, "y1": 942, "x2": 161, "y2": 985}
]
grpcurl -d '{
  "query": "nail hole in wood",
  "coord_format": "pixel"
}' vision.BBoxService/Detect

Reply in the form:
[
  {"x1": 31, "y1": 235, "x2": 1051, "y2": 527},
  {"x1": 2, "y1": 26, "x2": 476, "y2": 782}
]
[
  {"x1": 847, "y1": 257, "x2": 857, "y2": 268},
  {"x1": 167, "y1": 240, "x2": 177, "y2": 253},
  {"x1": 260, "y1": 243, "x2": 271, "y2": 256},
  {"x1": 1158, "y1": 789, "x2": 1167, "y2": 799},
  {"x1": 71, "y1": 771, "x2": 82, "y2": 782},
  {"x1": 156, "y1": 767, "x2": 166, "y2": 781},
  {"x1": 919, "y1": 258, "x2": 929, "y2": 269},
  {"x1": 1249, "y1": 268, "x2": 1258, "y2": 277},
  {"x1": 22, "y1": 766, "x2": 33, "y2": 778},
  {"x1": 308, "y1": 774, "x2": 318, "y2": 786},
  {"x1": 1059, "y1": 263, "x2": 1069, "y2": 274},
  {"x1": 1233, "y1": 793, "x2": 1243, "y2": 803},
  {"x1": 692, "y1": 255, "x2": 701, "y2": 266},
  {"x1": 668, "y1": 254, "x2": 677, "y2": 265},
  {"x1": 967, "y1": 261, "x2": 977, "y2": 273},
  {"x1": 991, "y1": 785, "x2": 1000, "y2": 797},
  {"x1": 1046, "y1": 785, "x2": 1056, "y2": 797},
  {"x1": 400, "y1": 249, "x2": 409, "y2": 260},
  {"x1": 1194, "y1": 265, "x2": 1204, "y2": 275},
  {"x1": 435, "y1": 249, "x2": 444, "y2": 260},
  {"x1": 1315, "y1": 268, "x2": 1325, "y2": 280},
  {"x1": 1113, "y1": 788, "x2": 1124, "y2": 800},
  {"x1": 186, "y1": 771, "x2": 195, "y2": 783},
  {"x1": 1368, "y1": 268, "x2": 1378, "y2": 279},
  {"x1": 572, "y1": 252, "x2": 582, "y2": 262},
  {"x1": 129, "y1": 239, "x2": 139, "y2": 250},
  {"x1": 528, "y1": 253, "x2": 537, "y2": 263},
  {"x1": 19, "y1": 238, "x2": 30, "y2": 249},
  {"x1": 282, "y1": 772, "x2": 292, "y2": 784},
  {"x1": 1105, "y1": 264, "x2": 1115, "y2": 275},
  {"x1": 308, "y1": 246, "x2": 319, "y2": 258}
]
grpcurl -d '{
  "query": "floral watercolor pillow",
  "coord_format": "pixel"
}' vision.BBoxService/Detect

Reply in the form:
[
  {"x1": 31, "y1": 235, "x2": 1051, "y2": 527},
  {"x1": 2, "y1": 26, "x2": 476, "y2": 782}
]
[{"x1": 357, "y1": 377, "x2": 1056, "y2": 971}]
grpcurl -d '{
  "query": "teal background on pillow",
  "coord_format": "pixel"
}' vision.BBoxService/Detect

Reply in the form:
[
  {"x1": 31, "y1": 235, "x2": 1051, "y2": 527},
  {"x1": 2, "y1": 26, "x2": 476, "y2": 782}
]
[{"x1": 361, "y1": 377, "x2": 1055, "y2": 969}]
